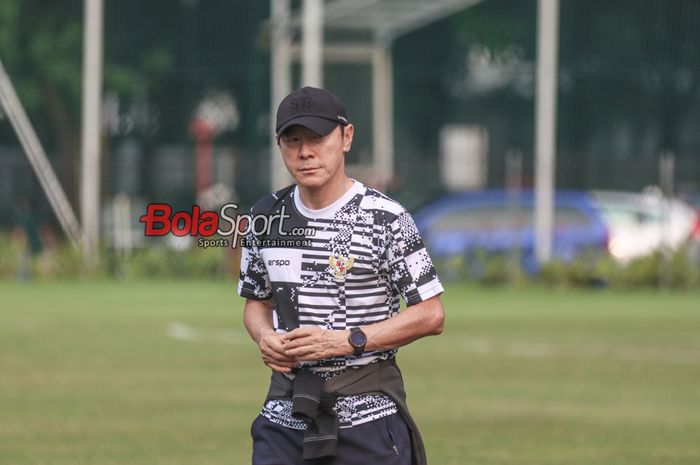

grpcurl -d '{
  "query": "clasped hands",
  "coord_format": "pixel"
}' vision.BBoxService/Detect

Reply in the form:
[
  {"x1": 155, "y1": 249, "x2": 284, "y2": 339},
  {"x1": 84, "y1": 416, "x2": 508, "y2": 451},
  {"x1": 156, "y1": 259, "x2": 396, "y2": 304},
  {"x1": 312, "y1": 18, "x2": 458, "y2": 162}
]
[{"x1": 258, "y1": 326, "x2": 350, "y2": 373}]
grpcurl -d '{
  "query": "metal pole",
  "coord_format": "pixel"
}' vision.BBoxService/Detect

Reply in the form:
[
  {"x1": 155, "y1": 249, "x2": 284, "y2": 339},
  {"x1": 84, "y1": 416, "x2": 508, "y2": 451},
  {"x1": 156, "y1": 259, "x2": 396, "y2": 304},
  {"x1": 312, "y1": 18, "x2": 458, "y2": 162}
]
[
  {"x1": 271, "y1": 0, "x2": 293, "y2": 190},
  {"x1": 534, "y1": 0, "x2": 559, "y2": 264},
  {"x1": 659, "y1": 152, "x2": 674, "y2": 289},
  {"x1": 506, "y1": 149, "x2": 523, "y2": 283},
  {"x1": 0, "y1": 59, "x2": 82, "y2": 247},
  {"x1": 302, "y1": 0, "x2": 323, "y2": 87},
  {"x1": 372, "y1": 44, "x2": 394, "y2": 188},
  {"x1": 80, "y1": 0, "x2": 104, "y2": 265}
]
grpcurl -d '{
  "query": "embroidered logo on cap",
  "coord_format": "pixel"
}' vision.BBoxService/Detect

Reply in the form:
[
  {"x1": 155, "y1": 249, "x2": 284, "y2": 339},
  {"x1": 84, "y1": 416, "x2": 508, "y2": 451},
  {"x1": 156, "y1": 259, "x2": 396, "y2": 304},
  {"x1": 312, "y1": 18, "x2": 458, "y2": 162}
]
[{"x1": 290, "y1": 97, "x2": 313, "y2": 114}]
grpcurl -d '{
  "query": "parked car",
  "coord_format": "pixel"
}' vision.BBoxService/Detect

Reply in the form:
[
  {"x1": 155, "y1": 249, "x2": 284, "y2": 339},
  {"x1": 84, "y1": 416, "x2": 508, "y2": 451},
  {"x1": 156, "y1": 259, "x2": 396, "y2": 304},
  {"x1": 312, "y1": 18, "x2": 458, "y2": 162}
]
[
  {"x1": 590, "y1": 190, "x2": 700, "y2": 263},
  {"x1": 413, "y1": 190, "x2": 609, "y2": 274},
  {"x1": 685, "y1": 196, "x2": 700, "y2": 264}
]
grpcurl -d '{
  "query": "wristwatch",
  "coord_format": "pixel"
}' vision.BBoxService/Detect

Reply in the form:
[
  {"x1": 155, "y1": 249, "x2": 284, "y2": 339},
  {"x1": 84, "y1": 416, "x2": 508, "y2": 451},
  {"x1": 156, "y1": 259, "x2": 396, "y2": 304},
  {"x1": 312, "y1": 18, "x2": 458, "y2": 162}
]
[{"x1": 348, "y1": 327, "x2": 367, "y2": 357}]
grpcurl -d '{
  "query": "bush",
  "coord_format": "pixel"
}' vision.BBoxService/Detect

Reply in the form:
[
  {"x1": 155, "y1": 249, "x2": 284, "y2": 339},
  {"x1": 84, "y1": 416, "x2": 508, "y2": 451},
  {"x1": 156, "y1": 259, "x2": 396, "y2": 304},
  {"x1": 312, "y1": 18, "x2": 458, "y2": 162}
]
[
  {"x1": 608, "y1": 247, "x2": 700, "y2": 290},
  {"x1": 31, "y1": 243, "x2": 88, "y2": 279},
  {"x1": 0, "y1": 233, "x2": 28, "y2": 279},
  {"x1": 434, "y1": 247, "x2": 699, "y2": 290},
  {"x1": 668, "y1": 246, "x2": 700, "y2": 289},
  {"x1": 538, "y1": 253, "x2": 613, "y2": 288},
  {"x1": 435, "y1": 250, "x2": 526, "y2": 286},
  {"x1": 0, "y1": 234, "x2": 232, "y2": 281},
  {"x1": 119, "y1": 244, "x2": 228, "y2": 279},
  {"x1": 2, "y1": 231, "x2": 697, "y2": 290}
]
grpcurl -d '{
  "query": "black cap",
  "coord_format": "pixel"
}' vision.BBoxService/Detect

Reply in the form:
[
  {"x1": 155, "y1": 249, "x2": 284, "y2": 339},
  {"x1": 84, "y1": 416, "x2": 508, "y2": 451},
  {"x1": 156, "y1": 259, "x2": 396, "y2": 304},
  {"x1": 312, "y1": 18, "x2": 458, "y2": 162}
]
[{"x1": 275, "y1": 87, "x2": 349, "y2": 138}]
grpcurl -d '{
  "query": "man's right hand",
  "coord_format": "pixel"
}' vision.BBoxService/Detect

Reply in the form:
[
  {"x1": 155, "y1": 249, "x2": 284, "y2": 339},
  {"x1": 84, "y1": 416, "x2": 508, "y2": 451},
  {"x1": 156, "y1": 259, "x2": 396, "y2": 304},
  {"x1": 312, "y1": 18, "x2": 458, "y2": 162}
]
[{"x1": 258, "y1": 327, "x2": 299, "y2": 373}]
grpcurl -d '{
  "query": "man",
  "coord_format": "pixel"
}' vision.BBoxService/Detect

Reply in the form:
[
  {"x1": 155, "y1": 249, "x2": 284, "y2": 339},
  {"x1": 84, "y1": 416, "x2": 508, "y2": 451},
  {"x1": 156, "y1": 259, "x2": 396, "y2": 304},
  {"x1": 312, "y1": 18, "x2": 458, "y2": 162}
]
[{"x1": 238, "y1": 86, "x2": 445, "y2": 465}]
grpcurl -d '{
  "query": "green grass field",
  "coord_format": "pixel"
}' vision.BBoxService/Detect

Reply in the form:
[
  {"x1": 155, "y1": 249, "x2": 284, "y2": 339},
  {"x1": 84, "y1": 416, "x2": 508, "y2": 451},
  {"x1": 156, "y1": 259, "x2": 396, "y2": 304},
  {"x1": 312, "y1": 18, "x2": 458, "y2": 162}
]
[{"x1": 1, "y1": 281, "x2": 699, "y2": 465}]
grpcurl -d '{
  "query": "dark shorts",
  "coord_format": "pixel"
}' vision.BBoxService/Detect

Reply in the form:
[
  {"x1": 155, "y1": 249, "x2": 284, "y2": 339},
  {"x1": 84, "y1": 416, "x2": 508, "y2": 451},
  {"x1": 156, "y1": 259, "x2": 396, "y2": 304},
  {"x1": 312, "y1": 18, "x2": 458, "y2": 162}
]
[{"x1": 251, "y1": 413, "x2": 413, "y2": 465}]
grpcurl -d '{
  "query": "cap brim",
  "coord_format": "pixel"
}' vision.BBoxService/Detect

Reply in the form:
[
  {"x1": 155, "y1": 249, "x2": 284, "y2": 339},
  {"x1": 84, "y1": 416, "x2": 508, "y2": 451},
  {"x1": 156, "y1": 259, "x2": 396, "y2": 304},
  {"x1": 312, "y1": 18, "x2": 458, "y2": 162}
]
[{"x1": 276, "y1": 116, "x2": 339, "y2": 138}]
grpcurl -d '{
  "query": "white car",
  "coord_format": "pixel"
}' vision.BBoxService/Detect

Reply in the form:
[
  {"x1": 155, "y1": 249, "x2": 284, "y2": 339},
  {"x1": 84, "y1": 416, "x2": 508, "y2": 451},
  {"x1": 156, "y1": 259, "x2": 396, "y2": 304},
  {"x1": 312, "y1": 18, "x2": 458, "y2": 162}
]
[{"x1": 590, "y1": 190, "x2": 700, "y2": 263}]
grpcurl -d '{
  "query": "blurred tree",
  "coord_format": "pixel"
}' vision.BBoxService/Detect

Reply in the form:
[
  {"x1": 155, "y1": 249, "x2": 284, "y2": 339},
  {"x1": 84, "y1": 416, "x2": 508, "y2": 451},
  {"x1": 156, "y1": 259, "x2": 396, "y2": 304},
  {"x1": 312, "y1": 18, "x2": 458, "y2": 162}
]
[{"x1": 0, "y1": 0, "x2": 173, "y2": 206}]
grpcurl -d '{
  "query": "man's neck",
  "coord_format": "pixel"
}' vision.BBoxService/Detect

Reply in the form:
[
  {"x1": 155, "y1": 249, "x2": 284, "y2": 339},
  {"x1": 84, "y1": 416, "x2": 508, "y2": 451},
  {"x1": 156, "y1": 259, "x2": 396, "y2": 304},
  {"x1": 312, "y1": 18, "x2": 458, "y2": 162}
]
[{"x1": 297, "y1": 175, "x2": 354, "y2": 210}]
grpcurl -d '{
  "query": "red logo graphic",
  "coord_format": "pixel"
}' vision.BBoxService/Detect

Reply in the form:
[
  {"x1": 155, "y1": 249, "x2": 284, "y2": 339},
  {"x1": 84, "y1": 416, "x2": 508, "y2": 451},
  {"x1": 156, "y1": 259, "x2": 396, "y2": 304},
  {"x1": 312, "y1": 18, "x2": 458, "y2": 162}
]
[
  {"x1": 139, "y1": 204, "x2": 224, "y2": 237},
  {"x1": 138, "y1": 203, "x2": 312, "y2": 249}
]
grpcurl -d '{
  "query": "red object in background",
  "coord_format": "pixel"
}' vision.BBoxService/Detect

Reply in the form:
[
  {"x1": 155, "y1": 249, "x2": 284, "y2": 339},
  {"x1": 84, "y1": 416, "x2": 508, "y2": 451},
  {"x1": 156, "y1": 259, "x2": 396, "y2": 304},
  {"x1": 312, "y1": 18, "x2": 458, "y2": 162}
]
[
  {"x1": 690, "y1": 207, "x2": 700, "y2": 240},
  {"x1": 189, "y1": 118, "x2": 215, "y2": 196}
]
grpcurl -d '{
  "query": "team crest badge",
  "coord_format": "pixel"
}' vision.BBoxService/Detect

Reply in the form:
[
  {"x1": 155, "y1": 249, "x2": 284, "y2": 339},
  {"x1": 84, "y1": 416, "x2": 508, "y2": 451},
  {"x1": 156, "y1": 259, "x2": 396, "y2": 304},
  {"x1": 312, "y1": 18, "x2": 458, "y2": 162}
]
[{"x1": 328, "y1": 255, "x2": 354, "y2": 280}]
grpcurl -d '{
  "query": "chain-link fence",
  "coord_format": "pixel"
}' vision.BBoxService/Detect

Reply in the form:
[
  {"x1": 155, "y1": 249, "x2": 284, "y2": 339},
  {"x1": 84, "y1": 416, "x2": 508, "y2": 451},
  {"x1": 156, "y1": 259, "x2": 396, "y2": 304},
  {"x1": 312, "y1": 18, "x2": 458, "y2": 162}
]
[{"x1": 1, "y1": 0, "x2": 699, "y2": 263}]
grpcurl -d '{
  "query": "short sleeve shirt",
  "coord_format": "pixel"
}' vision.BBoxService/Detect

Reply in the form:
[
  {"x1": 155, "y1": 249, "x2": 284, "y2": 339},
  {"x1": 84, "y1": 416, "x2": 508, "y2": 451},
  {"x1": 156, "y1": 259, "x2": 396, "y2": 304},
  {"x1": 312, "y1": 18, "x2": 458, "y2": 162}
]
[{"x1": 238, "y1": 180, "x2": 444, "y2": 428}]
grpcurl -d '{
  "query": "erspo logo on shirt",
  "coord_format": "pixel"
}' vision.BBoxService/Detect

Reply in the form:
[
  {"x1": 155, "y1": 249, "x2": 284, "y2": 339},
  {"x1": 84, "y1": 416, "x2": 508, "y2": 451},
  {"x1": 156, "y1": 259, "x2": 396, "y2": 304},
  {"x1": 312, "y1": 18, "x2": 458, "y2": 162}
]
[{"x1": 138, "y1": 203, "x2": 315, "y2": 249}]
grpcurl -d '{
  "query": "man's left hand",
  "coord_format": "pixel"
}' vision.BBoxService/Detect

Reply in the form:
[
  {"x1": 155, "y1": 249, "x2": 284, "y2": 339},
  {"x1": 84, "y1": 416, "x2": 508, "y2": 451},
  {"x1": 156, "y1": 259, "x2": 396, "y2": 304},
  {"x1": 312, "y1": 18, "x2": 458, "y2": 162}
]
[{"x1": 282, "y1": 327, "x2": 351, "y2": 361}]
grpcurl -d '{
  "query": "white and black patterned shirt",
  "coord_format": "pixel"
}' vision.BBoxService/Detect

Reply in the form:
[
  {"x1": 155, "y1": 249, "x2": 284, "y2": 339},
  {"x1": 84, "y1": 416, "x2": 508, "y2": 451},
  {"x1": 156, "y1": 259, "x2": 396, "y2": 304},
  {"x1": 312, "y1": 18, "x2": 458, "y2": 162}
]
[{"x1": 238, "y1": 180, "x2": 444, "y2": 429}]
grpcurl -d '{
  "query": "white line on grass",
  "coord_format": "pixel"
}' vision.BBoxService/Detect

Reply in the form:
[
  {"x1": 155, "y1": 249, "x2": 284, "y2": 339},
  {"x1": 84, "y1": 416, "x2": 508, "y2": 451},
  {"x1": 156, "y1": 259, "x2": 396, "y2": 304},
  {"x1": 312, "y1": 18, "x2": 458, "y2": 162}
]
[{"x1": 166, "y1": 322, "x2": 245, "y2": 345}]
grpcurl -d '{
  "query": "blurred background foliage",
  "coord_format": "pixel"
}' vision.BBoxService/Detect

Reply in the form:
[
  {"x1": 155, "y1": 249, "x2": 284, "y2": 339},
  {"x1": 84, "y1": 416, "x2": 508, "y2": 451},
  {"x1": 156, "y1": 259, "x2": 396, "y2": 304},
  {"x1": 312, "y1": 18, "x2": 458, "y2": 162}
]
[
  {"x1": 2, "y1": 1, "x2": 700, "y2": 216},
  {"x1": 2, "y1": 231, "x2": 697, "y2": 290},
  {"x1": 1, "y1": 0, "x2": 700, "y2": 284}
]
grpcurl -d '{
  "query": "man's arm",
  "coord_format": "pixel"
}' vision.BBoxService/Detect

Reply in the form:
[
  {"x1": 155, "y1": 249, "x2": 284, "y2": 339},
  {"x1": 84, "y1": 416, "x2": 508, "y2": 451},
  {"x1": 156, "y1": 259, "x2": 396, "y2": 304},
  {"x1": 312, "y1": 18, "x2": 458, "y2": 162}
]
[
  {"x1": 282, "y1": 295, "x2": 445, "y2": 360},
  {"x1": 243, "y1": 298, "x2": 298, "y2": 373},
  {"x1": 363, "y1": 294, "x2": 445, "y2": 350}
]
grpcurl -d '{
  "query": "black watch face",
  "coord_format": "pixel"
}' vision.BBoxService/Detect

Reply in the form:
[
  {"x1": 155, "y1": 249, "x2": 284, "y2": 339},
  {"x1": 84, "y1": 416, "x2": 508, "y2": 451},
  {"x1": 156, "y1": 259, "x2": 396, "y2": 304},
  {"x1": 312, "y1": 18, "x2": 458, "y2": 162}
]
[{"x1": 350, "y1": 329, "x2": 367, "y2": 347}]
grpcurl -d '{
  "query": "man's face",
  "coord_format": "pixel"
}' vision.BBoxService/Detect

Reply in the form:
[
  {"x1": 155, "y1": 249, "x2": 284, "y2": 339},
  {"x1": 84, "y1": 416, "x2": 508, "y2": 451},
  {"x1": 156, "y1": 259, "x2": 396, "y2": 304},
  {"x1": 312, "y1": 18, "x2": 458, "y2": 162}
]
[{"x1": 278, "y1": 124, "x2": 354, "y2": 189}]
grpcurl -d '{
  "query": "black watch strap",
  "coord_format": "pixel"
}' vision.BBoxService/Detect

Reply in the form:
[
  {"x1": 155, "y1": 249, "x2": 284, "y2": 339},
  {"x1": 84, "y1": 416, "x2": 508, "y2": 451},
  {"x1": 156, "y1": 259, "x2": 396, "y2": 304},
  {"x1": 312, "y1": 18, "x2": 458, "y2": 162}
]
[{"x1": 348, "y1": 327, "x2": 367, "y2": 357}]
